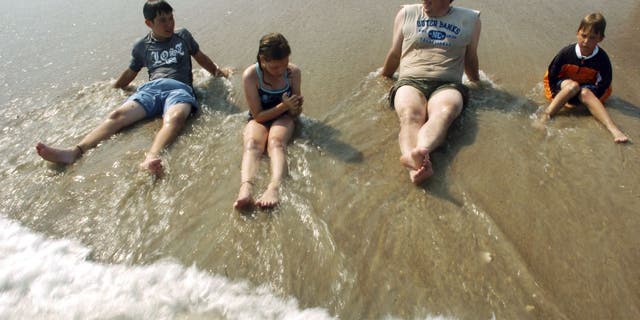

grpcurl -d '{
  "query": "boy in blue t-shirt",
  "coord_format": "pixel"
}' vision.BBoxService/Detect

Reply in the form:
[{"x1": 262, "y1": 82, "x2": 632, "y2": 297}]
[{"x1": 36, "y1": 0, "x2": 229, "y2": 175}]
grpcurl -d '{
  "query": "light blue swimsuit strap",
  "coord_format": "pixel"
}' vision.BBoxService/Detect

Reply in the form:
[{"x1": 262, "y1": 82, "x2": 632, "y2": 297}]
[{"x1": 255, "y1": 62, "x2": 290, "y2": 94}]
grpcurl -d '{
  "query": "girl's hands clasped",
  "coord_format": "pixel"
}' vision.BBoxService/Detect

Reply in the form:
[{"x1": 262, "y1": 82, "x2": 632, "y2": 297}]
[{"x1": 282, "y1": 92, "x2": 304, "y2": 117}]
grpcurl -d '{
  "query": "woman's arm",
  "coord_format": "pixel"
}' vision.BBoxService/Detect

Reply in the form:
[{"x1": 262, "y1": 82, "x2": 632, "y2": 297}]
[
  {"x1": 381, "y1": 7, "x2": 405, "y2": 78},
  {"x1": 464, "y1": 17, "x2": 481, "y2": 83}
]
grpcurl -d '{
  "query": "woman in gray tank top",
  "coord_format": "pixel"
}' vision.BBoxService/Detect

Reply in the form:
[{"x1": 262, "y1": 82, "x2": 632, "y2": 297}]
[{"x1": 380, "y1": 0, "x2": 482, "y2": 185}]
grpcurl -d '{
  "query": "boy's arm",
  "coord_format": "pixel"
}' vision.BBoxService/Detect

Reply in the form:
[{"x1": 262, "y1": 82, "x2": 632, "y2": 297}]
[
  {"x1": 193, "y1": 50, "x2": 228, "y2": 78},
  {"x1": 594, "y1": 54, "x2": 613, "y2": 98},
  {"x1": 464, "y1": 17, "x2": 481, "y2": 83},
  {"x1": 546, "y1": 48, "x2": 567, "y2": 97},
  {"x1": 114, "y1": 68, "x2": 138, "y2": 89},
  {"x1": 381, "y1": 7, "x2": 405, "y2": 78}
]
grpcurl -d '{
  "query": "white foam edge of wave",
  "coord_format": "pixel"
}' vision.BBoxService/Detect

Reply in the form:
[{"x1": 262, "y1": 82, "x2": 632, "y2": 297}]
[{"x1": 0, "y1": 215, "x2": 334, "y2": 320}]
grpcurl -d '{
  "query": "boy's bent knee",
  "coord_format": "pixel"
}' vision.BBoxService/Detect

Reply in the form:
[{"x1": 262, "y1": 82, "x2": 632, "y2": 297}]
[
  {"x1": 163, "y1": 105, "x2": 191, "y2": 126},
  {"x1": 579, "y1": 87, "x2": 597, "y2": 100},
  {"x1": 163, "y1": 113, "x2": 188, "y2": 127},
  {"x1": 165, "y1": 103, "x2": 192, "y2": 117},
  {"x1": 107, "y1": 108, "x2": 130, "y2": 123},
  {"x1": 107, "y1": 102, "x2": 146, "y2": 123},
  {"x1": 562, "y1": 80, "x2": 580, "y2": 94}
]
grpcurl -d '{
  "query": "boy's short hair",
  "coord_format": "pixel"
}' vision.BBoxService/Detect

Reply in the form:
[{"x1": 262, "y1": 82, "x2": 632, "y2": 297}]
[
  {"x1": 578, "y1": 13, "x2": 606, "y2": 37},
  {"x1": 143, "y1": 0, "x2": 173, "y2": 21}
]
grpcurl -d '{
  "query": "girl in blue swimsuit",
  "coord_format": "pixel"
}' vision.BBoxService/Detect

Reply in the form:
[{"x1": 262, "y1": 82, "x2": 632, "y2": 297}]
[{"x1": 234, "y1": 33, "x2": 304, "y2": 210}]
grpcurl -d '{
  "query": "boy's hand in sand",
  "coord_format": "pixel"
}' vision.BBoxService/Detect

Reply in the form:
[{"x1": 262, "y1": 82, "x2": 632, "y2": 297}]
[{"x1": 214, "y1": 67, "x2": 233, "y2": 78}]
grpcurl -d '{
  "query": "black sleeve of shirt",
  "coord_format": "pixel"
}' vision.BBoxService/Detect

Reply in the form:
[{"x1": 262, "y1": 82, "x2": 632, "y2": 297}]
[
  {"x1": 547, "y1": 44, "x2": 574, "y2": 96},
  {"x1": 594, "y1": 50, "x2": 613, "y2": 98}
]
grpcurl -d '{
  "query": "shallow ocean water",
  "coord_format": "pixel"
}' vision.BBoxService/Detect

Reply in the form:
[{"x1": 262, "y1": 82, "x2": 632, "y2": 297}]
[{"x1": 1, "y1": 0, "x2": 639, "y2": 319}]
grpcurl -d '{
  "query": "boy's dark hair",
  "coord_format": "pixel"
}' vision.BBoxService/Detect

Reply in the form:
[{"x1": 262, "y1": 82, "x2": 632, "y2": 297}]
[
  {"x1": 143, "y1": 0, "x2": 173, "y2": 21},
  {"x1": 578, "y1": 13, "x2": 606, "y2": 37},
  {"x1": 256, "y1": 33, "x2": 291, "y2": 63}
]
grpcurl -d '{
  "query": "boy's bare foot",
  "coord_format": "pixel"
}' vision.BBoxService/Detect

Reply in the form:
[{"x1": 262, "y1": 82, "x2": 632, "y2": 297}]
[
  {"x1": 139, "y1": 155, "x2": 163, "y2": 176},
  {"x1": 409, "y1": 161, "x2": 434, "y2": 184},
  {"x1": 532, "y1": 113, "x2": 550, "y2": 130},
  {"x1": 400, "y1": 147, "x2": 429, "y2": 170},
  {"x1": 234, "y1": 181, "x2": 255, "y2": 210},
  {"x1": 611, "y1": 129, "x2": 629, "y2": 143},
  {"x1": 256, "y1": 183, "x2": 280, "y2": 209},
  {"x1": 35, "y1": 142, "x2": 82, "y2": 164}
]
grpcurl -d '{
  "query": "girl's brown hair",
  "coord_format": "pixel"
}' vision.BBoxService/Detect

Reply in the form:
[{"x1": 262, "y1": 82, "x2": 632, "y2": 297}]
[{"x1": 256, "y1": 33, "x2": 291, "y2": 67}]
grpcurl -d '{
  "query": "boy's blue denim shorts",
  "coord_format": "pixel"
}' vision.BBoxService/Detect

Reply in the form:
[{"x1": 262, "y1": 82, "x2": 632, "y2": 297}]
[{"x1": 127, "y1": 78, "x2": 197, "y2": 118}]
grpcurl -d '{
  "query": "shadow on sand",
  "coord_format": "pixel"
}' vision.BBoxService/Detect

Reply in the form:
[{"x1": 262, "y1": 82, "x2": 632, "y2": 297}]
[{"x1": 421, "y1": 85, "x2": 540, "y2": 206}]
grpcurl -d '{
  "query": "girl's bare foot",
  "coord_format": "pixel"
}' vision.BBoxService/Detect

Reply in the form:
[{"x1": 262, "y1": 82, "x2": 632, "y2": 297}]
[
  {"x1": 234, "y1": 181, "x2": 255, "y2": 210},
  {"x1": 256, "y1": 183, "x2": 279, "y2": 209}
]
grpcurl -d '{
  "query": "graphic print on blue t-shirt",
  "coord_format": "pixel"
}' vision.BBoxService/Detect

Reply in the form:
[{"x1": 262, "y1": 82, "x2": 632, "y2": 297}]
[{"x1": 150, "y1": 42, "x2": 185, "y2": 68}]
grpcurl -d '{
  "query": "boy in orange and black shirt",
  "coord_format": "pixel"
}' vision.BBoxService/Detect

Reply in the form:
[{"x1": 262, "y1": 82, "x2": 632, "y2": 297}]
[{"x1": 541, "y1": 13, "x2": 628, "y2": 143}]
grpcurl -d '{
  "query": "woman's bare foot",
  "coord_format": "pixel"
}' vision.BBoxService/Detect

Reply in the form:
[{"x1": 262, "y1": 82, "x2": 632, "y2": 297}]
[
  {"x1": 409, "y1": 160, "x2": 434, "y2": 184},
  {"x1": 234, "y1": 181, "x2": 255, "y2": 210},
  {"x1": 400, "y1": 147, "x2": 429, "y2": 170},
  {"x1": 35, "y1": 142, "x2": 82, "y2": 165},
  {"x1": 256, "y1": 183, "x2": 280, "y2": 209},
  {"x1": 139, "y1": 154, "x2": 163, "y2": 176}
]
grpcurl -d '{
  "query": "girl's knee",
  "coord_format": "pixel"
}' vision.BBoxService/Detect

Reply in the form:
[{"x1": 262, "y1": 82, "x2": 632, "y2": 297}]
[
  {"x1": 267, "y1": 137, "x2": 286, "y2": 151},
  {"x1": 244, "y1": 137, "x2": 265, "y2": 152}
]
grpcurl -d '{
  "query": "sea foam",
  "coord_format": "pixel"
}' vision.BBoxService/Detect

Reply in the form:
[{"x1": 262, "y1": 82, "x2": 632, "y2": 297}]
[{"x1": 0, "y1": 215, "x2": 334, "y2": 320}]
